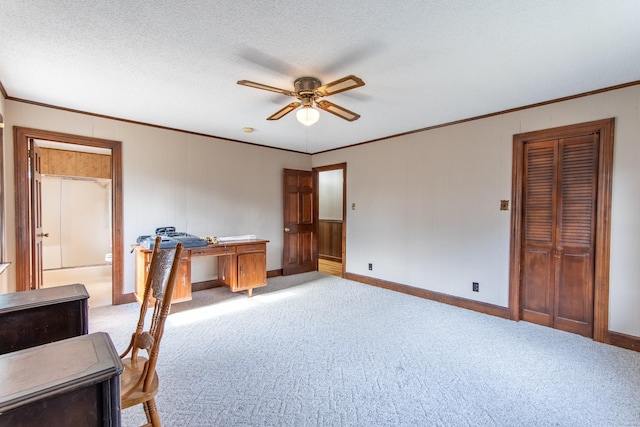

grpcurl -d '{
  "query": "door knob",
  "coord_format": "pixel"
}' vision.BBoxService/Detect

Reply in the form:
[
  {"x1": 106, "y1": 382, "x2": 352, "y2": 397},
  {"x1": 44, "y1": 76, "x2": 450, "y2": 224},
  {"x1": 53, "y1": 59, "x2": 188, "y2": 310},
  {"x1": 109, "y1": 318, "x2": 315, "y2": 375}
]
[
  {"x1": 38, "y1": 232, "x2": 49, "y2": 238},
  {"x1": 284, "y1": 227, "x2": 290, "y2": 232}
]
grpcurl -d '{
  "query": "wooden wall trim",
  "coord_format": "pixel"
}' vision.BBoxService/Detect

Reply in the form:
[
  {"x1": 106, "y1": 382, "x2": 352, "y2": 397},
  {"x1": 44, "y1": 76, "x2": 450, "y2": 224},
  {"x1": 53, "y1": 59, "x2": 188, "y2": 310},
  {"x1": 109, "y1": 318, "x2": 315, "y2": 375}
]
[
  {"x1": 345, "y1": 272, "x2": 510, "y2": 319},
  {"x1": 13, "y1": 127, "x2": 125, "y2": 305},
  {"x1": 5, "y1": 96, "x2": 310, "y2": 155},
  {"x1": 0, "y1": 113, "x2": 5, "y2": 263},
  {"x1": 267, "y1": 269, "x2": 283, "y2": 278},
  {"x1": 314, "y1": 80, "x2": 639, "y2": 155},
  {"x1": 345, "y1": 272, "x2": 638, "y2": 352},
  {"x1": 13, "y1": 128, "x2": 31, "y2": 291},
  {"x1": 608, "y1": 331, "x2": 640, "y2": 352}
]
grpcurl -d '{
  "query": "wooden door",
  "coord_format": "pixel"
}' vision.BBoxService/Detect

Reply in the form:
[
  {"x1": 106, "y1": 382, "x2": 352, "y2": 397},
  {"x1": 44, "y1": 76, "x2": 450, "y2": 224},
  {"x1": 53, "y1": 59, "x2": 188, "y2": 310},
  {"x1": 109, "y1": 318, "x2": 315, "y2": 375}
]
[
  {"x1": 29, "y1": 139, "x2": 44, "y2": 290},
  {"x1": 282, "y1": 169, "x2": 315, "y2": 275},
  {"x1": 521, "y1": 134, "x2": 599, "y2": 337}
]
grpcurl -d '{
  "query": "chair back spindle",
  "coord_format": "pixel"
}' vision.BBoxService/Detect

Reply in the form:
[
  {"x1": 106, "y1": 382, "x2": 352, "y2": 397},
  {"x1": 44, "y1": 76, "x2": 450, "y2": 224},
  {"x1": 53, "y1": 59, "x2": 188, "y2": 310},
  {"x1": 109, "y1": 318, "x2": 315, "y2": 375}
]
[{"x1": 119, "y1": 236, "x2": 184, "y2": 426}]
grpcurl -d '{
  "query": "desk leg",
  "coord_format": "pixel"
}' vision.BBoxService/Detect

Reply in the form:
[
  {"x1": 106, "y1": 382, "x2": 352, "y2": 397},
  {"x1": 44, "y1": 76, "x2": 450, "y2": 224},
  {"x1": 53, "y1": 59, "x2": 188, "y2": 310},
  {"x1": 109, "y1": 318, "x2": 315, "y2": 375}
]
[{"x1": 247, "y1": 288, "x2": 253, "y2": 298}]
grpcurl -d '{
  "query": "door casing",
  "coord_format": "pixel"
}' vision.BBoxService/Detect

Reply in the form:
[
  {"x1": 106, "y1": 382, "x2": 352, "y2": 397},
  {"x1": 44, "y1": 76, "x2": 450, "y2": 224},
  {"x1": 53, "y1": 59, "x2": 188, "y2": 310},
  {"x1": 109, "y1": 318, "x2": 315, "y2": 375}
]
[
  {"x1": 14, "y1": 127, "x2": 129, "y2": 304},
  {"x1": 509, "y1": 118, "x2": 615, "y2": 343}
]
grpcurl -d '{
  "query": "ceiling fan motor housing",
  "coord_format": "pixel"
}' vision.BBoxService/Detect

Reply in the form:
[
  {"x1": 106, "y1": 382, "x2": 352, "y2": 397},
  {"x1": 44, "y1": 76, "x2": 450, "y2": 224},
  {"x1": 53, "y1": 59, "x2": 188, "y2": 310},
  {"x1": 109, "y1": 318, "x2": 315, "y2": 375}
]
[{"x1": 294, "y1": 77, "x2": 321, "y2": 96}]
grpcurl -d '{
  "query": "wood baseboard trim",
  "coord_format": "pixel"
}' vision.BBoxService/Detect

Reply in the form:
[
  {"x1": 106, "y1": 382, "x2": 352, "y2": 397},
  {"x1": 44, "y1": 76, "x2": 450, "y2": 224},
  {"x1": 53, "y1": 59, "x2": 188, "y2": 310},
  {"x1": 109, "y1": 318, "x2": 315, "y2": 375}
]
[
  {"x1": 192, "y1": 280, "x2": 222, "y2": 292},
  {"x1": 344, "y1": 272, "x2": 510, "y2": 319},
  {"x1": 607, "y1": 331, "x2": 640, "y2": 352},
  {"x1": 344, "y1": 273, "x2": 640, "y2": 352},
  {"x1": 267, "y1": 269, "x2": 282, "y2": 278},
  {"x1": 118, "y1": 292, "x2": 137, "y2": 305}
]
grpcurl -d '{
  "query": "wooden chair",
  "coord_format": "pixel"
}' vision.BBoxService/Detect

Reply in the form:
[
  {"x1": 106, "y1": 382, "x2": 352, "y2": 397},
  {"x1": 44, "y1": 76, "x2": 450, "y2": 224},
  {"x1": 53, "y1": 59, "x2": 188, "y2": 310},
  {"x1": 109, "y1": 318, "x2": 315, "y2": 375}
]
[{"x1": 120, "y1": 236, "x2": 184, "y2": 427}]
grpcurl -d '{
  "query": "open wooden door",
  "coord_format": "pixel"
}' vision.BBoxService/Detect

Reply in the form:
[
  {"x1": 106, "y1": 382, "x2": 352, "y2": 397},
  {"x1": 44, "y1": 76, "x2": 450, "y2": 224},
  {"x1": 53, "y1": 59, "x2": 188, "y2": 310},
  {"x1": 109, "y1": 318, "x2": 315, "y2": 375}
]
[
  {"x1": 282, "y1": 169, "x2": 315, "y2": 275},
  {"x1": 29, "y1": 139, "x2": 44, "y2": 289}
]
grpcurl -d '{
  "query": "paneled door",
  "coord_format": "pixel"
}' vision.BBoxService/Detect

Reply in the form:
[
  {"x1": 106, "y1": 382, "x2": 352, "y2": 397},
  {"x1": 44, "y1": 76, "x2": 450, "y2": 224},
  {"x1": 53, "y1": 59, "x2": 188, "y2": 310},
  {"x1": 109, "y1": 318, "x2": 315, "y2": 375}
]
[
  {"x1": 282, "y1": 169, "x2": 315, "y2": 275},
  {"x1": 29, "y1": 139, "x2": 44, "y2": 290},
  {"x1": 521, "y1": 133, "x2": 599, "y2": 337}
]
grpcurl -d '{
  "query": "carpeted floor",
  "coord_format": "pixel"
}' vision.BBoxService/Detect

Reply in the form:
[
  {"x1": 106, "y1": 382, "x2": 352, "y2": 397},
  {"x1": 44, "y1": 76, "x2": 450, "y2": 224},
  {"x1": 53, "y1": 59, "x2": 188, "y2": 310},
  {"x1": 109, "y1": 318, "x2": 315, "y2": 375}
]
[{"x1": 89, "y1": 272, "x2": 640, "y2": 426}]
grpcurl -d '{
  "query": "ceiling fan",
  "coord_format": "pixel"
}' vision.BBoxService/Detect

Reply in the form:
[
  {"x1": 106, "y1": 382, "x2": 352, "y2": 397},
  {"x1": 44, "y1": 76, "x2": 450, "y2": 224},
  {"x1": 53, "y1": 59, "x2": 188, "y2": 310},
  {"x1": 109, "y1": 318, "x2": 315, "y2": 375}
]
[{"x1": 237, "y1": 75, "x2": 365, "y2": 125}]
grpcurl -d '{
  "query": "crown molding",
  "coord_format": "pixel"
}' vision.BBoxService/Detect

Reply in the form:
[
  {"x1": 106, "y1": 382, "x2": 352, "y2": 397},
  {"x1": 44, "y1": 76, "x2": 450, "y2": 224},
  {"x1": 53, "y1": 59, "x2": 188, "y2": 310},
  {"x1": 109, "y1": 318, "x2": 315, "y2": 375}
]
[
  {"x1": 0, "y1": 80, "x2": 7, "y2": 99},
  {"x1": 3, "y1": 79, "x2": 639, "y2": 155},
  {"x1": 315, "y1": 80, "x2": 640, "y2": 154},
  {"x1": 3, "y1": 93, "x2": 310, "y2": 155}
]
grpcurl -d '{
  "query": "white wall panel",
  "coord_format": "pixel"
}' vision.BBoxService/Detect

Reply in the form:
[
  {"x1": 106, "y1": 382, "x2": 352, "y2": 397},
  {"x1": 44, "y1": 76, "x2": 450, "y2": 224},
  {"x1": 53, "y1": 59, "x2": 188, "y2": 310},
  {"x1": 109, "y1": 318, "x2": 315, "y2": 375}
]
[
  {"x1": 59, "y1": 178, "x2": 111, "y2": 267},
  {"x1": 319, "y1": 169, "x2": 343, "y2": 221},
  {"x1": 41, "y1": 176, "x2": 62, "y2": 269},
  {"x1": 4, "y1": 85, "x2": 640, "y2": 337},
  {"x1": 314, "y1": 85, "x2": 640, "y2": 336},
  {"x1": 4, "y1": 101, "x2": 311, "y2": 293}
]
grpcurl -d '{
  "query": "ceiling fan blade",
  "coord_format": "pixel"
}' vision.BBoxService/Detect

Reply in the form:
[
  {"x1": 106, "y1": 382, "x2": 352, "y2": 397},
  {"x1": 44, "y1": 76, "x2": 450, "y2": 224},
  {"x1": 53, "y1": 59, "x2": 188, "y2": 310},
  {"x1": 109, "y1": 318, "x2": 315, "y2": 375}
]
[
  {"x1": 267, "y1": 102, "x2": 301, "y2": 120},
  {"x1": 237, "y1": 80, "x2": 295, "y2": 96},
  {"x1": 316, "y1": 75, "x2": 365, "y2": 97},
  {"x1": 316, "y1": 100, "x2": 360, "y2": 121}
]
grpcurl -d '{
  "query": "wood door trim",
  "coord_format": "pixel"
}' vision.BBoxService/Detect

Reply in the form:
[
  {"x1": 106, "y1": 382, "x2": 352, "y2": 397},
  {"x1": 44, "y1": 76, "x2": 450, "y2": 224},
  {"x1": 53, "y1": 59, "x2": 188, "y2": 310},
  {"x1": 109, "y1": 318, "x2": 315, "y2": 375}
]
[
  {"x1": 313, "y1": 163, "x2": 347, "y2": 277},
  {"x1": 509, "y1": 118, "x2": 614, "y2": 343},
  {"x1": 13, "y1": 127, "x2": 130, "y2": 304}
]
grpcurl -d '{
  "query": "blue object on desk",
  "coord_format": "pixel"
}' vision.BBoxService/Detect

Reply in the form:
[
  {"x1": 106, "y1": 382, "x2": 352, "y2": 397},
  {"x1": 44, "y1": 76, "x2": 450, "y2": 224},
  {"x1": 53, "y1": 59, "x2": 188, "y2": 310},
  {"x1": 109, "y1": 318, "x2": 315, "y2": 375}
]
[{"x1": 136, "y1": 226, "x2": 208, "y2": 249}]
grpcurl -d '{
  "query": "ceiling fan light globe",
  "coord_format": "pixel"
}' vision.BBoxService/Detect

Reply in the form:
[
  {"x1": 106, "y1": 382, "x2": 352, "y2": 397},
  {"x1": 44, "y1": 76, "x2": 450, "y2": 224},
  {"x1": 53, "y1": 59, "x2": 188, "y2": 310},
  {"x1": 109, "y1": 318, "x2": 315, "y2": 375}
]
[{"x1": 296, "y1": 107, "x2": 320, "y2": 126}]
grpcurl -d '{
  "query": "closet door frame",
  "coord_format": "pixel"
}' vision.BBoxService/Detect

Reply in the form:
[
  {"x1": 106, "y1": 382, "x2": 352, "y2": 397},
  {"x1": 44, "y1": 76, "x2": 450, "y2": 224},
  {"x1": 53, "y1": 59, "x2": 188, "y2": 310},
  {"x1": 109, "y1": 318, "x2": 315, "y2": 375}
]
[{"x1": 509, "y1": 118, "x2": 615, "y2": 343}]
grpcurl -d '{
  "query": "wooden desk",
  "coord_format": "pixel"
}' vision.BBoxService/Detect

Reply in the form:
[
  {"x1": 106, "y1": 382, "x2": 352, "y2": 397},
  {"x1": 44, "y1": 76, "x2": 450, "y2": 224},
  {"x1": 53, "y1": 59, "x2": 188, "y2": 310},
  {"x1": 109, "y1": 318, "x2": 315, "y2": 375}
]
[
  {"x1": 0, "y1": 332, "x2": 123, "y2": 427},
  {"x1": 134, "y1": 239, "x2": 269, "y2": 302},
  {"x1": 0, "y1": 284, "x2": 89, "y2": 355}
]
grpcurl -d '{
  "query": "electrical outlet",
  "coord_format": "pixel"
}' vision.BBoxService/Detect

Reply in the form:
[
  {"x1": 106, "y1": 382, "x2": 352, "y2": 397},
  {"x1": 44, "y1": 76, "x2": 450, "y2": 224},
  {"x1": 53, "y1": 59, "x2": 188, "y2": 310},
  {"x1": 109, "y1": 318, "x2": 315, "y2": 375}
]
[
  {"x1": 368, "y1": 263, "x2": 373, "y2": 271},
  {"x1": 472, "y1": 282, "x2": 479, "y2": 292}
]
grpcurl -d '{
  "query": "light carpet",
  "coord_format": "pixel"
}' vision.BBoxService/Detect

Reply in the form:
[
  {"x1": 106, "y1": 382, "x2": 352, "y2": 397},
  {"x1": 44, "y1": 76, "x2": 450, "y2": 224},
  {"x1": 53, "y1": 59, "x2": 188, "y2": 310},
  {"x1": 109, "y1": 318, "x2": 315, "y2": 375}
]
[{"x1": 89, "y1": 272, "x2": 640, "y2": 426}]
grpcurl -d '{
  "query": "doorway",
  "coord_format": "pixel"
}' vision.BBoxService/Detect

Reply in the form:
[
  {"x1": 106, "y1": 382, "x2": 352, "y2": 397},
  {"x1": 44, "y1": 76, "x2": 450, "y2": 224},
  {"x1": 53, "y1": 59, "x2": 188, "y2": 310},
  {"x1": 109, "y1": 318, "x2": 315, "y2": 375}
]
[
  {"x1": 13, "y1": 127, "x2": 127, "y2": 305},
  {"x1": 509, "y1": 118, "x2": 614, "y2": 342},
  {"x1": 314, "y1": 163, "x2": 346, "y2": 277},
  {"x1": 39, "y1": 141, "x2": 113, "y2": 307}
]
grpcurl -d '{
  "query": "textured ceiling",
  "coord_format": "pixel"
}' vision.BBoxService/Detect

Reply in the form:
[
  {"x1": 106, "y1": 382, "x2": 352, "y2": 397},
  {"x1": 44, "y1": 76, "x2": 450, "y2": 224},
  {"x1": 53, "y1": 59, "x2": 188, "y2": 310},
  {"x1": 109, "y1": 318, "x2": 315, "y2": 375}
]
[{"x1": 1, "y1": 1, "x2": 639, "y2": 153}]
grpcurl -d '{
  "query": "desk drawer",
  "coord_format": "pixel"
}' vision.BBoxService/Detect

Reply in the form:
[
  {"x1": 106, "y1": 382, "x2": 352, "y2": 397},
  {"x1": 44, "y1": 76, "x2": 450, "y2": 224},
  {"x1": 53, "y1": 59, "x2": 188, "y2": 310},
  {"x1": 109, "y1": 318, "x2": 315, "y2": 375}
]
[
  {"x1": 237, "y1": 243, "x2": 266, "y2": 254},
  {"x1": 191, "y1": 246, "x2": 236, "y2": 257}
]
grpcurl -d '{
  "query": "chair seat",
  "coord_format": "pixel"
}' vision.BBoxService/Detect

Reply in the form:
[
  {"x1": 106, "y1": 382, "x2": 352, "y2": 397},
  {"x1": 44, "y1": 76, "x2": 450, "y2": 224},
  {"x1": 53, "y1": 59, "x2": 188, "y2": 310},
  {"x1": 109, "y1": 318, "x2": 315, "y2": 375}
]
[{"x1": 120, "y1": 356, "x2": 159, "y2": 408}]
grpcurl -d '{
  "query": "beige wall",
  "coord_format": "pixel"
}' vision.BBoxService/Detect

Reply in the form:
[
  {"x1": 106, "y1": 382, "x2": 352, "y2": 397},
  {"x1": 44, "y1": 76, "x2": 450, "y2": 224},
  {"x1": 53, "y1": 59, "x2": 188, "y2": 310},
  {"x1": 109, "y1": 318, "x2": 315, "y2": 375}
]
[
  {"x1": 3, "y1": 100, "x2": 311, "y2": 294},
  {"x1": 3, "y1": 85, "x2": 640, "y2": 338},
  {"x1": 313, "y1": 85, "x2": 640, "y2": 337}
]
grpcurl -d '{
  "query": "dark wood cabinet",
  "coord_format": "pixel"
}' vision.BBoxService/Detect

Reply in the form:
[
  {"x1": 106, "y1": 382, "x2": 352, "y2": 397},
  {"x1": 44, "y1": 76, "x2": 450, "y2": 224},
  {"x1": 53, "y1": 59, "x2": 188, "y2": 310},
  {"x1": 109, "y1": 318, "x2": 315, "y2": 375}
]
[
  {"x1": 0, "y1": 284, "x2": 89, "y2": 355},
  {"x1": 0, "y1": 332, "x2": 123, "y2": 427}
]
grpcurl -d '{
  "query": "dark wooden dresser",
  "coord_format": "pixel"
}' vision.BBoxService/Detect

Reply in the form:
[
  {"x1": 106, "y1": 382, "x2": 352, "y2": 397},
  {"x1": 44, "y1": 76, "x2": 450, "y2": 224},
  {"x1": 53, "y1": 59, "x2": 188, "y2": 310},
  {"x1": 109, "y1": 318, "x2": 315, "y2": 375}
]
[
  {"x1": 0, "y1": 284, "x2": 89, "y2": 355},
  {"x1": 0, "y1": 332, "x2": 123, "y2": 426}
]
